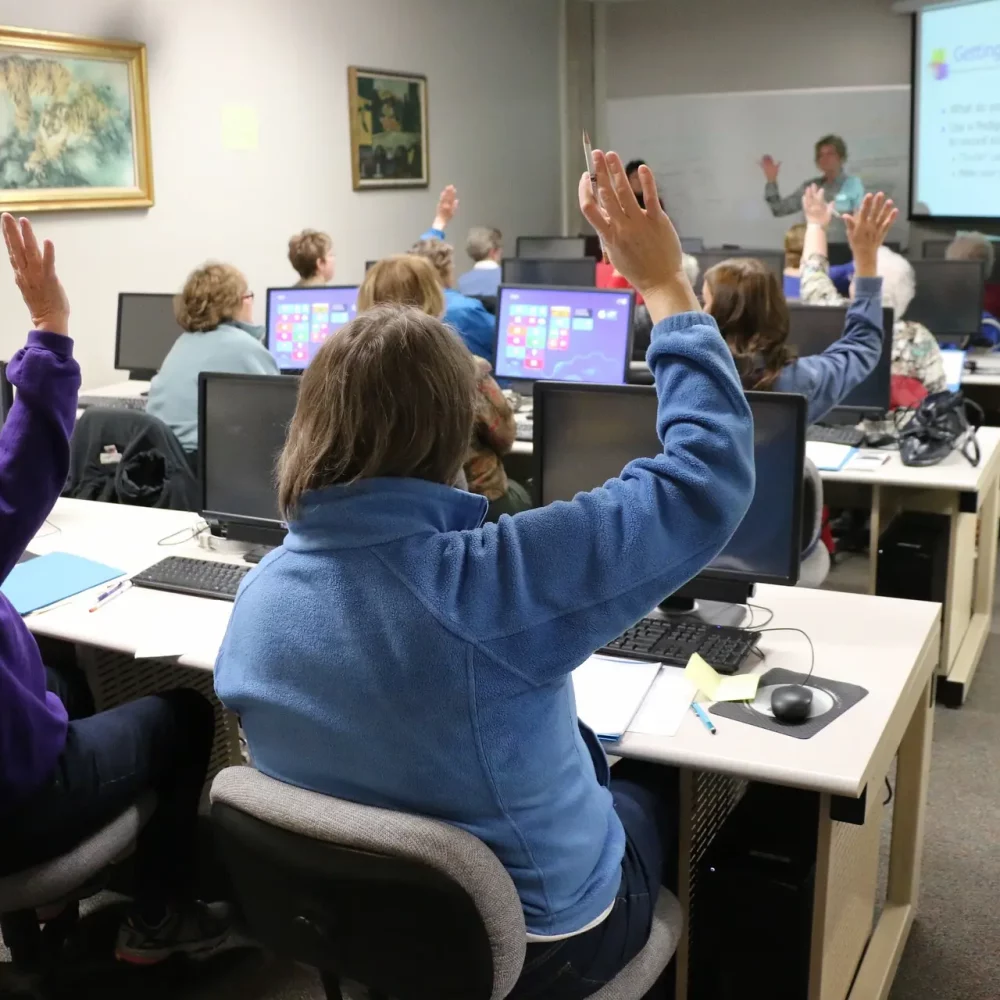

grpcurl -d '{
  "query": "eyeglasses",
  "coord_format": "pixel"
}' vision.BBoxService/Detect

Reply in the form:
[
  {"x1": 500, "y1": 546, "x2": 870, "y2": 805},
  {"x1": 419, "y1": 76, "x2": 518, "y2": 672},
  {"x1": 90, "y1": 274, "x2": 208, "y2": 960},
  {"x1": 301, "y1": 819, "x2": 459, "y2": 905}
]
[{"x1": 242, "y1": 291, "x2": 255, "y2": 301}]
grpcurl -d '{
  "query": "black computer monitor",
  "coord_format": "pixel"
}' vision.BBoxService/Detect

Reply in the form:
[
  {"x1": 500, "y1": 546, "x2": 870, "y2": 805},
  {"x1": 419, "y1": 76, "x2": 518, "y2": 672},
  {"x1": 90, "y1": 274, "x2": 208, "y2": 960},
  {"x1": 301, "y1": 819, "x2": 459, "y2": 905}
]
[
  {"x1": 265, "y1": 285, "x2": 360, "y2": 372},
  {"x1": 501, "y1": 258, "x2": 597, "y2": 287},
  {"x1": 198, "y1": 372, "x2": 300, "y2": 546},
  {"x1": 515, "y1": 236, "x2": 586, "y2": 259},
  {"x1": 827, "y1": 241, "x2": 901, "y2": 266},
  {"x1": 680, "y1": 237, "x2": 704, "y2": 253},
  {"x1": 786, "y1": 304, "x2": 895, "y2": 418},
  {"x1": 907, "y1": 260, "x2": 985, "y2": 342},
  {"x1": 533, "y1": 385, "x2": 805, "y2": 604},
  {"x1": 365, "y1": 260, "x2": 378, "y2": 272},
  {"x1": 115, "y1": 293, "x2": 183, "y2": 380},
  {"x1": 0, "y1": 360, "x2": 12, "y2": 428},
  {"x1": 493, "y1": 285, "x2": 634, "y2": 386},
  {"x1": 692, "y1": 249, "x2": 785, "y2": 297},
  {"x1": 922, "y1": 238, "x2": 949, "y2": 259}
]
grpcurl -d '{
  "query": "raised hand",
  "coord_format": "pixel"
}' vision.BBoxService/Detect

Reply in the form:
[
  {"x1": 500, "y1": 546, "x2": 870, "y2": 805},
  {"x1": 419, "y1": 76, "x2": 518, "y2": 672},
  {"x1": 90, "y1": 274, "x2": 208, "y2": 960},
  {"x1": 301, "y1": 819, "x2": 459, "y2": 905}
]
[
  {"x1": 802, "y1": 184, "x2": 837, "y2": 228},
  {"x1": 432, "y1": 184, "x2": 459, "y2": 231},
  {"x1": 843, "y1": 192, "x2": 898, "y2": 278},
  {"x1": 578, "y1": 150, "x2": 698, "y2": 321},
  {"x1": 2, "y1": 213, "x2": 69, "y2": 335},
  {"x1": 759, "y1": 155, "x2": 781, "y2": 183}
]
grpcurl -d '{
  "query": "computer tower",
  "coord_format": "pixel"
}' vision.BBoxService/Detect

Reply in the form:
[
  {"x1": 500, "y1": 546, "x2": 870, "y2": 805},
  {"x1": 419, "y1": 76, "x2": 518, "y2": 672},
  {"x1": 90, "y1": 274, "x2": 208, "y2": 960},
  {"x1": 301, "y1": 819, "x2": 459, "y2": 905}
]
[{"x1": 875, "y1": 512, "x2": 950, "y2": 604}]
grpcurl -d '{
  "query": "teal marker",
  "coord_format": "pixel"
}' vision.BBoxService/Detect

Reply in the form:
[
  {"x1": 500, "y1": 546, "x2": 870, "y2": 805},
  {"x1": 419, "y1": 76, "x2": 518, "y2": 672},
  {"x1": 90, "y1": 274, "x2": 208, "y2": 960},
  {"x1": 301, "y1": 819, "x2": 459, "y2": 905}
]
[{"x1": 691, "y1": 702, "x2": 717, "y2": 735}]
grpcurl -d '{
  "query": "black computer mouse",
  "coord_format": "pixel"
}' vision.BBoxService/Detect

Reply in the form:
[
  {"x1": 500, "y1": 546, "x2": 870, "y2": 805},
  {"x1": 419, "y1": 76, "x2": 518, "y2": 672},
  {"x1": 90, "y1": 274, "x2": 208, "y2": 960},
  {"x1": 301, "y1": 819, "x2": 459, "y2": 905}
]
[{"x1": 770, "y1": 684, "x2": 813, "y2": 724}]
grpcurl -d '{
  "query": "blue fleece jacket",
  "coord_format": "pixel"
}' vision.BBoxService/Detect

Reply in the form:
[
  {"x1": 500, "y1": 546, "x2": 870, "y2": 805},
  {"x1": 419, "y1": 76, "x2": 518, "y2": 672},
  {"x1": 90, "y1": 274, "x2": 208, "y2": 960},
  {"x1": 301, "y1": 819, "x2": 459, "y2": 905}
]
[
  {"x1": 774, "y1": 275, "x2": 884, "y2": 424},
  {"x1": 214, "y1": 310, "x2": 754, "y2": 937}
]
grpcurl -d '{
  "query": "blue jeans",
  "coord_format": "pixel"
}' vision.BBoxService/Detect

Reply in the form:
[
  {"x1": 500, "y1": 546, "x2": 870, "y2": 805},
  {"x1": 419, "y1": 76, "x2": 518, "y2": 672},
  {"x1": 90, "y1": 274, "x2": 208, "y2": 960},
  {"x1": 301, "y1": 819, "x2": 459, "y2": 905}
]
[
  {"x1": 0, "y1": 687, "x2": 214, "y2": 913},
  {"x1": 509, "y1": 760, "x2": 678, "y2": 1000}
]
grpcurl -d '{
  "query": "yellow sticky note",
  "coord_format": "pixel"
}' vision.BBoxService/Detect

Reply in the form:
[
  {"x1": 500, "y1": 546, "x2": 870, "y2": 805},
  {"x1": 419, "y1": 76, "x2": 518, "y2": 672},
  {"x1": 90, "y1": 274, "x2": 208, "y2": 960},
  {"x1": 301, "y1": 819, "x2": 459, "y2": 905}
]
[
  {"x1": 684, "y1": 653, "x2": 759, "y2": 703},
  {"x1": 221, "y1": 105, "x2": 259, "y2": 151}
]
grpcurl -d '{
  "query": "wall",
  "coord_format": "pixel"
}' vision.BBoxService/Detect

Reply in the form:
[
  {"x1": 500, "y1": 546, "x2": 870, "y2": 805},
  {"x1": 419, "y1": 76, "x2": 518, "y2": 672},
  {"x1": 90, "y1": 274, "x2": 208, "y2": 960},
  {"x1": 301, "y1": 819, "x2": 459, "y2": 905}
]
[{"x1": 0, "y1": 0, "x2": 561, "y2": 385}]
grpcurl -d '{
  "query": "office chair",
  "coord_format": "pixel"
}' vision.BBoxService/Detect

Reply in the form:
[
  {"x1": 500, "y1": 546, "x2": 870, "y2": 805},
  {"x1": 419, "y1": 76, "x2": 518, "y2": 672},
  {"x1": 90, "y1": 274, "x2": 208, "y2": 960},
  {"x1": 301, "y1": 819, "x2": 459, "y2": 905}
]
[
  {"x1": 211, "y1": 767, "x2": 683, "y2": 1000},
  {"x1": 798, "y1": 458, "x2": 830, "y2": 588},
  {"x1": 471, "y1": 294, "x2": 497, "y2": 316}
]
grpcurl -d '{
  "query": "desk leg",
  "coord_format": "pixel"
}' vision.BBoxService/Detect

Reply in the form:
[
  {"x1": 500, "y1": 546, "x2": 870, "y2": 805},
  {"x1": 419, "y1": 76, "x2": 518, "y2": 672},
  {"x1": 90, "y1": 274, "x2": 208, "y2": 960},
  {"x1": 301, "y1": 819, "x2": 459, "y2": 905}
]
[{"x1": 867, "y1": 485, "x2": 883, "y2": 596}]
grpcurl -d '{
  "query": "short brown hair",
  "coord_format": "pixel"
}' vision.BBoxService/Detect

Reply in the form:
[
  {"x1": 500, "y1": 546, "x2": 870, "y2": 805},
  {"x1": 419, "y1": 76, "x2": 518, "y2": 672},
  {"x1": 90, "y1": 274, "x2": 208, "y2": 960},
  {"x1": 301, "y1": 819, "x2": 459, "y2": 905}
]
[
  {"x1": 357, "y1": 254, "x2": 445, "y2": 318},
  {"x1": 704, "y1": 258, "x2": 794, "y2": 390},
  {"x1": 410, "y1": 237, "x2": 455, "y2": 288},
  {"x1": 277, "y1": 306, "x2": 477, "y2": 516},
  {"x1": 288, "y1": 229, "x2": 333, "y2": 280},
  {"x1": 174, "y1": 263, "x2": 247, "y2": 333},
  {"x1": 815, "y1": 134, "x2": 847, "y2": 162},
  {"x1": 784, "y1": 223, "x2": 807, "y2": 270},
  {"x1": 946, "y1": 232, "x2": 995, "y2": 277}
]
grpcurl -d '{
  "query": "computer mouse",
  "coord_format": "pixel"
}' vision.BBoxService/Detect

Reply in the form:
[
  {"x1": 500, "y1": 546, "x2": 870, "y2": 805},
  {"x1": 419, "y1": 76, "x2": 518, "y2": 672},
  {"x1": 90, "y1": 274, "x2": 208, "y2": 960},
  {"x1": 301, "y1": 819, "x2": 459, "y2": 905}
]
[{"x1": 770, "y1": 684, "x2": 813, "y2": 724}]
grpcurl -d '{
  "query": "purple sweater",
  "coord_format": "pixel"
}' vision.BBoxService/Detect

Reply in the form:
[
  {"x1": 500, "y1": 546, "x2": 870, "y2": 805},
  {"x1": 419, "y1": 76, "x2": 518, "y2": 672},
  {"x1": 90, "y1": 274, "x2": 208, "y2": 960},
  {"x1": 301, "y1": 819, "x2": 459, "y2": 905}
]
[{"x1": 0, "y1": 332, "x2": 80, "y2": 809}]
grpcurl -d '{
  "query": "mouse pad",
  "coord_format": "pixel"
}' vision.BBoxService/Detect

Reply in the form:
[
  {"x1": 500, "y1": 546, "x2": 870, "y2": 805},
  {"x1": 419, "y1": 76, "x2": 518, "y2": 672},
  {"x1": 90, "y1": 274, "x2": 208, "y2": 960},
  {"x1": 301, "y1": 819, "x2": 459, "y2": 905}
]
[{"x1": 709, "y1": 669, "x2": 868, "y2": 739}]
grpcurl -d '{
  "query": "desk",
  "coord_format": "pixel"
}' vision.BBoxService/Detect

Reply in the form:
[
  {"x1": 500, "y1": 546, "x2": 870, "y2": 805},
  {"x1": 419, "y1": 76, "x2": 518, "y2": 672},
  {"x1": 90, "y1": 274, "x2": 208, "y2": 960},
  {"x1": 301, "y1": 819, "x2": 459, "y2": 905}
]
[
  {"x1": 821, "y1": 426, "x2": 1000, "y2": 706},
  {"x1": 28, "y1": 500, "x2": 939, "y2": 1000},
  {"x1": 79, "y1": 379, "x2": 150, "y2": 399}
]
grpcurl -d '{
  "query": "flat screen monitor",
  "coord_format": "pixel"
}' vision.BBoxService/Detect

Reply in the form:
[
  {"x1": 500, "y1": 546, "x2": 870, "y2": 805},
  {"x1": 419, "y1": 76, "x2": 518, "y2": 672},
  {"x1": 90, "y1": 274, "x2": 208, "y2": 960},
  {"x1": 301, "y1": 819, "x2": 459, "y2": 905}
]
[
  {"x1": 692, "y1": 249, "x2": 785, "y2": 296},
  {"x1": 266, "y1": 285, "x2": 360, "y2": 371},
  {"x1": 786, "y1": 304, "x2": 895, "y2": 416},
  {"x1": 494, "y1": 285, "x2": 634, "y2": 385},
  {"x1": 365, "y1": 260, "x2": 378, "y2": 272},
  {"x1": 501, "y1": 258, "x2": 597, "y2": 287},
  {"x1": 923, "y1": 237, "x2": 1000, "y2": 281},
  {"x1": 826, "y1": 242, "x2": 901, "y2": 267},
  {"x1": 907, "y1": 260, "x2": 984, "y2": 341},
  {"x1": 115, "y1": 293, "x2": 183, "y2": 379},
  {"x1": 515, "y1": 236, "x2": 586, "y2": 259},
  {"x1": 680, "y1": 237, "x2": 704, "y2": 253},
  {"x1": 0, "y1": 360, "x2": 11, "y2": 428},
  {"x1": 198, "y1": 372, "x2": 299, "y2": 542},
  {"x1": 533, "y1": 385, "x2": 805, "y2": 592}
]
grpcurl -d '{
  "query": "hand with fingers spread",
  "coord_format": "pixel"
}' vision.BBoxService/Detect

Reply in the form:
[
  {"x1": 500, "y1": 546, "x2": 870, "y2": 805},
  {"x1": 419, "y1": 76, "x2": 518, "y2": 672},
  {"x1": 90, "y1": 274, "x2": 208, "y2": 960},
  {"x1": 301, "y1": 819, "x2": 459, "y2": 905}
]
[
  {"x1": 432, "y1": 184, "x2": 459, "y2": 232},
  {"x1": 2, "y1": 213, "x2": 69, "y2": 336},
  {"x1": 578, "y1": 150, "x2": 698, "y2": 322},
  {"x1": 843, "y1": 192, "x2": 898, "y2": 278},
  {"x1": 802, "y1": 184, "x2": 837, "y2": 229},
  {"x1": 759, "y1": 155, "x2": 781, "y2": 184}
]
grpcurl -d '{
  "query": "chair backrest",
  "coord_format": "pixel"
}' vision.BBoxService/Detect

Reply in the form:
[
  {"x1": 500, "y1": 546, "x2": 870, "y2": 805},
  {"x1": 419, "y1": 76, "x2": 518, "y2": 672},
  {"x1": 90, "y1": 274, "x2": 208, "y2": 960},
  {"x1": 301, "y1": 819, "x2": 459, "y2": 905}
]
[
  {"x1": 210, "y1": 768, "x2": 526, "y2": 1000},
  {"x1": 471, "y1": 294, "x2": 497, "y2": 316},
  {"x1": 801, "y1": 456, "x2": 823, "y2": 556}
]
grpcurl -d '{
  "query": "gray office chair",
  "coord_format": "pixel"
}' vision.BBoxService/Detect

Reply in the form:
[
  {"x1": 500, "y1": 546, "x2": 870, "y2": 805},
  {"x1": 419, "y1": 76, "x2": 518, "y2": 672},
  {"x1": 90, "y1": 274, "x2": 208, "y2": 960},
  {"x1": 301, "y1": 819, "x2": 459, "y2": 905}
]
[
  {"x1": 210, "y1": 767, "x2": 683, "y2": 1000},
  {"x1": 0, "y1": 794, "x2": 155, "y2": 980}
]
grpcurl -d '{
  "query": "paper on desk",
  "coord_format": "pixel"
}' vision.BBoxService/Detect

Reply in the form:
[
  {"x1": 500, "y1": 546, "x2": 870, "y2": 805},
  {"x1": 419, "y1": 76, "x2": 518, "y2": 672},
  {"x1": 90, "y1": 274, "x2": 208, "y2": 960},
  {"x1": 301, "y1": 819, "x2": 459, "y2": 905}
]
[
  {"x1": 684, "y1": 653, "x2": 759, "y2": 702},
  {"x1": 133, "y1": 600, "x2": 230, "y2": 660},
  {"x1": 804, "y1": 442, "x2": 856, "y2": 472},
  {"x1": 572, "y1": 655, "x2": 661, "y2": 741},
  {"x1": 629, "y1": 671, "x2": 696, "y2": 737}
]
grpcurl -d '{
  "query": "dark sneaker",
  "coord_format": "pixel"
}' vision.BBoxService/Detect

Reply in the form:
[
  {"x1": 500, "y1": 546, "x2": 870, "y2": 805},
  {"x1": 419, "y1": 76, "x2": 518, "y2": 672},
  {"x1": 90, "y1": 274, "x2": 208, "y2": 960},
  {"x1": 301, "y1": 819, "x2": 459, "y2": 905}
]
[{"x1": 114, "y1": 901, "x2": 234, "y2": 965}]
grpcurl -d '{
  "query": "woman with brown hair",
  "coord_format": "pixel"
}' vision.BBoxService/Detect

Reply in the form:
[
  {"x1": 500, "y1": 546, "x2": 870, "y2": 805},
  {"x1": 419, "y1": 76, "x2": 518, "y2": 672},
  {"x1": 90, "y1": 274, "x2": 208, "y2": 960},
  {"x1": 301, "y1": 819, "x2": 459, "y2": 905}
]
[{"x1": 357, "y1": 254, "x2": 529, "y2": 520}]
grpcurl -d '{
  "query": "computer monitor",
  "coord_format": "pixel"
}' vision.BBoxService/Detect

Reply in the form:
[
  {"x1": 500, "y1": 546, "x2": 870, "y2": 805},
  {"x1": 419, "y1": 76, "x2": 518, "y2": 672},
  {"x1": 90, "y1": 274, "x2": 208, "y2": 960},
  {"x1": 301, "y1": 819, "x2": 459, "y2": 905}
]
[
  {"x1": 515, "y1": 236, "x2": 587, "y2": 259},
  {"x1": 692, "y1": 249, "x2": 785, "y2": 297},
  {"x1": 198, "y1": 372, "x2": 300, "y2": 545},
  {"x1": 786, "y1": 304, "x2": 895, "y2": 418},
  {"x1": 365, "y1": 260, "x2": 378, "y2": 272},
  {"x1": 827, "y1": 241, "x2": 901, "y2": 266},
  {"x1": 0, "y1": 360, "x2": 12, "y2": 428},
  {"x1": 493, "y1": 285, "x2": 634, "y2": 386},
  {"x1": 501, "y1": 258, "x2": 597, "y2": 287},
  {"x1": 907, "y1": 260, "x2": 985, "y2": 342},
  {"x1": 114, "y1": 293, "x2": 183, "y2": 380},
  {"x1": 533, "y1": 385, "x2": 805, "y2": 604},
  {"x1": 923, "y1": 236, "x2": 1000, "y2": 281},
  {"x1": 265, "y1": 285, "x2": 360, "y2": 371},
  {"x1": 680, "y1": 237, "x2": 704, "y2": 253}
]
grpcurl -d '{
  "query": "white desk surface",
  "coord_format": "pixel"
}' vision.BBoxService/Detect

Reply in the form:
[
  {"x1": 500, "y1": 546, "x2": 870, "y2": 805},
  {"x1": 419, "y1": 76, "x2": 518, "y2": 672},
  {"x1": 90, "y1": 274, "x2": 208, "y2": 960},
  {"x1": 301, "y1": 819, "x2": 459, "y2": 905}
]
[
  {"x1": 27, "y1": 499, "x2": 940, "y2": 799},
  {"x1": 80, "y1": 379, "x2": 150, "y2": 397}
]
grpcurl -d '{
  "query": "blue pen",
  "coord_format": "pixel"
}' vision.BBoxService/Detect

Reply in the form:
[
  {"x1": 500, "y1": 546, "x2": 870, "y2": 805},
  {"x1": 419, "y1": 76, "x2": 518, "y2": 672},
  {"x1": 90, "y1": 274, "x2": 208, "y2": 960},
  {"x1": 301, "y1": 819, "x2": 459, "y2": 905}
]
[
  {"x1": 691, "y1": 702, "x2": 717, "y2": 735},
  {"x1": 88, "y1": 579, "x2": 128, "y2": 613}
]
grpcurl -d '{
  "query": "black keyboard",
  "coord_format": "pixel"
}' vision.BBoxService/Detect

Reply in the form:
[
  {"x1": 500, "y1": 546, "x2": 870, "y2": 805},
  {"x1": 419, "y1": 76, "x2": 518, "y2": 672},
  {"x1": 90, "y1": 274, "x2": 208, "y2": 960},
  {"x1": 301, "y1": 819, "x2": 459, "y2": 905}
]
[
  {"x1": 131, "y1": 557, "x2": 251, "y2": 601},
  {"x1": 806, "y1": 424, "x2": 865, "y2": 447},
  {"x1": 77, "y1": 395, "x2": 147, "y2": 411},
  {"x1": 600, "y1": 617, "x2": 760, "y2": 675}
]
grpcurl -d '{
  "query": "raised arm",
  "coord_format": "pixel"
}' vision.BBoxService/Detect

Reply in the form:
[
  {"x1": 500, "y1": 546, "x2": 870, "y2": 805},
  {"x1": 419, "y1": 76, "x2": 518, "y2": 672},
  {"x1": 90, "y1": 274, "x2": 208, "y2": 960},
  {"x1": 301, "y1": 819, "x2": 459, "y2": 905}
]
[
  {"x1": 799, "y1": 185, "x2": 845, "y2": 305},
  {"x1": 760, "y1": 158, "x2": 806, "y2": 217},
  {"x1": 0, "y1": 215, "x2": 79, "y2": 583},
  {"x1": 414, "y1": 153, "x2": 755, "y2": 680},
  {"x1": 421, "y1": 184, "x2": 459, "y2": 241}
]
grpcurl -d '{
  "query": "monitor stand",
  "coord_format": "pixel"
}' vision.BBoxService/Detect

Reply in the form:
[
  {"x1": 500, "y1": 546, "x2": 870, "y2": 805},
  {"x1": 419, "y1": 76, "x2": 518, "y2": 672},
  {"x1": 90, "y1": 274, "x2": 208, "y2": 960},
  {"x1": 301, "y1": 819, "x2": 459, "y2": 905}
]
[{"x1": 656, "y1": 580, "x2": 756, "y2": 629}]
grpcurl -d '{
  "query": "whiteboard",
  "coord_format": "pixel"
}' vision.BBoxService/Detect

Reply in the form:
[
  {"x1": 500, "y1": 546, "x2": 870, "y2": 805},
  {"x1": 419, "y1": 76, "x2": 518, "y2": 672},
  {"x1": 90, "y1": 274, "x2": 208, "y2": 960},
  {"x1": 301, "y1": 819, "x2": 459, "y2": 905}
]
[{"x1": 606, "y1": 86, "x2": 911, "y2": 248}]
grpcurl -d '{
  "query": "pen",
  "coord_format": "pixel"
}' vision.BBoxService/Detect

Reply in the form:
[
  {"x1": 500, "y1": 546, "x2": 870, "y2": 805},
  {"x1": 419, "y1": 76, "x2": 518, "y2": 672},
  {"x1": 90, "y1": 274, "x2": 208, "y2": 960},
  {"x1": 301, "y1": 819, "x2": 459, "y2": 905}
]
[
  {"x1": 691, "y1": 702, "x2": 717, "y2": 735},
  {"x1": 88, "y1": 580, "x2": 131, "y2": 613},
  {"x1": 582, "y1": 130, "x2": 611, "y2": 264}
]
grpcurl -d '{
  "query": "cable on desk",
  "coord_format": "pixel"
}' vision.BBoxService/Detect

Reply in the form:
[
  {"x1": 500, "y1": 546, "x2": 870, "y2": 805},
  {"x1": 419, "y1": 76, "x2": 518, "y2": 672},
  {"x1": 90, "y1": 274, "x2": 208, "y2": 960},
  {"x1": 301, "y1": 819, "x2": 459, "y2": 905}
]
[
  {"x1": 884, "y1": 777, "x2": 893, "y2": 806},
  {"x1": 157, "y1": 521, "x2": 208, "y2": 546},
  {"x1": 36, "y1": 519, "x2": 61, "y2": 539},
  {"x1": 756, "y1": 627, "x2": 816, "y2": 685},
  {"x1": 745, "y1": 604, "x2": 775, "y2": 629}
]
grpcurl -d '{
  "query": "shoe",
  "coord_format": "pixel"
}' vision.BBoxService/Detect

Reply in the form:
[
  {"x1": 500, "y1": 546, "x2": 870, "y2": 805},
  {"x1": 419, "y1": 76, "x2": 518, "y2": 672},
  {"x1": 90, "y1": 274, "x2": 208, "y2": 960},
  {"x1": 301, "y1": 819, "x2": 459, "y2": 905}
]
[{"x1": 114, "y1": 901, "x2": 234, "y2": 966}]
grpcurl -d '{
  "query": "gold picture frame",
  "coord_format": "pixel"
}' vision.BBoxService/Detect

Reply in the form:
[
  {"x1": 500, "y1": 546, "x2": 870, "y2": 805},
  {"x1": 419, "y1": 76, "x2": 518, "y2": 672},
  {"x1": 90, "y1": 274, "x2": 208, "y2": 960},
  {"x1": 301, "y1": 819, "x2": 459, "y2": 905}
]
[
  {"x1": 348, "y1": 66, "x2": 428, "y2": 190},
  {"x1": 0, "y1": 25, "x2": 154, "y2": 213}
]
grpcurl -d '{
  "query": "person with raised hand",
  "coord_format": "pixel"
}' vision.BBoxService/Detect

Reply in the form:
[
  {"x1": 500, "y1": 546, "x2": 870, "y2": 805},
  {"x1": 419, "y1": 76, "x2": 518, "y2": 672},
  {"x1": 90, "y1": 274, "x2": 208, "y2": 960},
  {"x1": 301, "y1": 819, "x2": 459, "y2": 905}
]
[
  {"x1": 215, "y1": 149, "x2": 753, "y2": 999},
  {"x1": 0, "y1": 213, "x2": 237, "y2": 966}
]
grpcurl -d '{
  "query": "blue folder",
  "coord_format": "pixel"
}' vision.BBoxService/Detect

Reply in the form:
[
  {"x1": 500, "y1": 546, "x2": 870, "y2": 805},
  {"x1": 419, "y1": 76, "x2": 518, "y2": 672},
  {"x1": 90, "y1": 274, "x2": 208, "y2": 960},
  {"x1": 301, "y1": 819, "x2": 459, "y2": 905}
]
[{"x1": 2, "y1": 552, "x2": 125, "y2": 615}]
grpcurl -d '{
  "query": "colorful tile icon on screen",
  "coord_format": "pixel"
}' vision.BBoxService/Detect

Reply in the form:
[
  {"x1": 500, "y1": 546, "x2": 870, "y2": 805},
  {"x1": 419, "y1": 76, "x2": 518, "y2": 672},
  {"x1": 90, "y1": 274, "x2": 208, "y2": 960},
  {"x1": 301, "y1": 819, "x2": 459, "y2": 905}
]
[{"x1": 930, "y1": 48, "x2": 948, "y2": 81}]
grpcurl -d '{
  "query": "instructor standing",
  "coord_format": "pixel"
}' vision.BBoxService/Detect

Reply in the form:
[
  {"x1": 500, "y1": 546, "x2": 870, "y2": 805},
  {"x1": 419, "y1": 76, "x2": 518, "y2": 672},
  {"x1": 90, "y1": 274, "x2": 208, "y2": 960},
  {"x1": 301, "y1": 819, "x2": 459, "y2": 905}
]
[{"x1": 759, "y1": 135, "x2": 864, "y2": 233}]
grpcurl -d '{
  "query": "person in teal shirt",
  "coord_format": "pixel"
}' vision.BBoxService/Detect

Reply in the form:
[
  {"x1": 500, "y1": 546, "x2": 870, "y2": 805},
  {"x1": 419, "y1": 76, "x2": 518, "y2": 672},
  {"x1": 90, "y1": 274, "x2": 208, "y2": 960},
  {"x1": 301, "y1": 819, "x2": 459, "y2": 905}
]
[
  {"x1": 146, "y1": 263, "x2": 278, "y2": 454},
  {"x1": 759, "y1": 134, "x2": 865, "y2": 238}
]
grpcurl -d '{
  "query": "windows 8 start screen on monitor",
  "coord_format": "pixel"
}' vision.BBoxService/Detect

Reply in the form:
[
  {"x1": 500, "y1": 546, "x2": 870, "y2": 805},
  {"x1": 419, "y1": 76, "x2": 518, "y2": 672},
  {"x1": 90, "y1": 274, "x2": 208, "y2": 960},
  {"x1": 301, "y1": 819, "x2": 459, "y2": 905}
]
[
  {"x1": 266, "y1": 286, "x2": 359, "y2": 370},
  {"x1": 494, "y1": 286, "x2": 634, "y2": 384}
]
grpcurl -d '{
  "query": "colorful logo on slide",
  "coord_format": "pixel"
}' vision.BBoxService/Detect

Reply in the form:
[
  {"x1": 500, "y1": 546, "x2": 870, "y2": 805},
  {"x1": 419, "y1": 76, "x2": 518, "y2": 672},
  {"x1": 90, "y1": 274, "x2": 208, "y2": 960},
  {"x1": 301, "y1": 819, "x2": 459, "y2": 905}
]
[{"x1": 929, "y1": 48, "x2": 949, "y2": 80}]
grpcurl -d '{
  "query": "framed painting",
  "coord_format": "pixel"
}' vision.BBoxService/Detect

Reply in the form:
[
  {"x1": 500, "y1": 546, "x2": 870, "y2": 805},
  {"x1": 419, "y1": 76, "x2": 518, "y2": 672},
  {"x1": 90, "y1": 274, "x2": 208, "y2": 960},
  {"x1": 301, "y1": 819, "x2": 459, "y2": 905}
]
[
  {"x1": 348, "y1": 67, "x2": 428, "y2": 190},
  {"x1": 0, "y1": 26, "x2": 153, "y2": 213}
]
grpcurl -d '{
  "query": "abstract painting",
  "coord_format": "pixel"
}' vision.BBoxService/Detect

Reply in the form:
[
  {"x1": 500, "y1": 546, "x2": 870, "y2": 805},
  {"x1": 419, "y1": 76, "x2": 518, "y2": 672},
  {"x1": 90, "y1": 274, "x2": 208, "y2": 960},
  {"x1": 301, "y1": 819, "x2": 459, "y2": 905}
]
[
  {"x1": 348, "y1": 67, "x2": 428, "y2": 190},
  {"x1": 0, "y1": 26, "x2": 153, "y2": 212}
]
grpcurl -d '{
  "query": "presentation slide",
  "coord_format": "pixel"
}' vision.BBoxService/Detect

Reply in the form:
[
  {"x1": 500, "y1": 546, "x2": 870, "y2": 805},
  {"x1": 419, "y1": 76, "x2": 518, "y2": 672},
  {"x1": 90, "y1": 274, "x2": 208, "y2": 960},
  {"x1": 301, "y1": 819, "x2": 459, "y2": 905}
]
[
  {"x1": 912, "y1": 0, "x2": 1000, "y2": 219},
  {"x1": 267, "y1": 286, "x2": 359, "y2": 370}
]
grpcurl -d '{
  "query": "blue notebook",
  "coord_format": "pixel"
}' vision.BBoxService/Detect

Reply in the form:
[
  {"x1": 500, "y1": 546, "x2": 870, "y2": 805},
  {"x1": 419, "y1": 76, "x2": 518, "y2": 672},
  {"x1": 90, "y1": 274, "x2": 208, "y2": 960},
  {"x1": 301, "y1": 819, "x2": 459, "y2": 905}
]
[{"x1": 2, "y1": 552, "x2": 125, "y2": 615}]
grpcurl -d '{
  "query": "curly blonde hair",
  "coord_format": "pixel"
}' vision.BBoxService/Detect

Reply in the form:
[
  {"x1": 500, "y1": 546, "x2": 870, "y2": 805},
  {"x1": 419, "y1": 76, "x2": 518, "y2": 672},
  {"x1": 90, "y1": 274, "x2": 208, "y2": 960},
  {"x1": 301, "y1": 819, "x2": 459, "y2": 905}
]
[
  {"x1": 288, "y1": 229, "x2": 333, "y2": 280},
  {"x1": 357, "y1": 255, "x2": 446, "y2": 318},
  {"x1": 174, "y1": 263, "x2": 248, "y2": 333},
  {"x1": 409, "y1": 237, "x2": 455, "y2": 289}
]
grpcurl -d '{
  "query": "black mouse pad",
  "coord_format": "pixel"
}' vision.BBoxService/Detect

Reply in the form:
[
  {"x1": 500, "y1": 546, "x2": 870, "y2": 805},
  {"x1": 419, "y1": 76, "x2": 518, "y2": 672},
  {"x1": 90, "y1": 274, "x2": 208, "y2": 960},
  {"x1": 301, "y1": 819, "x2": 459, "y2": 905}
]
[{"x1": 708, "y1": 668, "x2": 868, "y2": 739}]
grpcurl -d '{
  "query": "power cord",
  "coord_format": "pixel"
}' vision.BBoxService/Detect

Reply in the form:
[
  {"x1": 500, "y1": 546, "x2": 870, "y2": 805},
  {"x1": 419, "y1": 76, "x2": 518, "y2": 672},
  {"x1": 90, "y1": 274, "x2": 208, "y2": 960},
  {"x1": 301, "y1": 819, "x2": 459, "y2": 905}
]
[
  {"x1": 745, "y1": 604, "x2": 775, "y2": 629},
  {"x1": 157, "y1": 521, "x2": 208, "y2": 546},
  {"x1": 36, "y1": 518, "x2": 61, "y2": 539},
  {"x1": 884, "y1": 777, "x2": 893, "y2": 806},
  {"x1": 755, "y1": 627, "x2": 816, "y2": 685}
]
